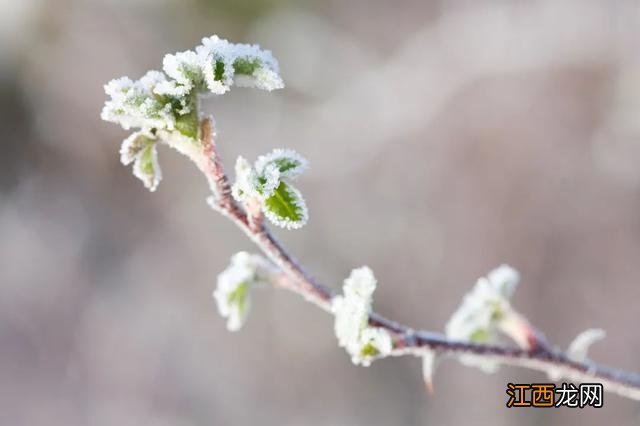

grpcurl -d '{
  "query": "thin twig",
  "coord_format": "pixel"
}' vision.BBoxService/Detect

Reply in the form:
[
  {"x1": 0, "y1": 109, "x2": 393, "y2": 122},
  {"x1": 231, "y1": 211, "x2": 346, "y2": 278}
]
[{"x1": 197, "y1": 117, "x2": 640, "y2": 401}]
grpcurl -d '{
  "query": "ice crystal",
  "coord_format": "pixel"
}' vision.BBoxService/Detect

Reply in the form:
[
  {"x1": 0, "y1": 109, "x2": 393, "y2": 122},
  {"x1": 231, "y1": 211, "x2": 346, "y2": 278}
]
[
  {"x1": 197, "y1": 35, "x2": 283, "y2": 93},
  {"x1": 119, "y1": 131, "x2": 156, "y2": 166},
  {"x1": 101, "y1": 72, "x2": 177, "y2": 133},
  {"x1": 255, "y1": 148, "x2": 308, "y2": 180},
  {"x1": 232, "y1": 156, "x2": 262, "y2": 201}
]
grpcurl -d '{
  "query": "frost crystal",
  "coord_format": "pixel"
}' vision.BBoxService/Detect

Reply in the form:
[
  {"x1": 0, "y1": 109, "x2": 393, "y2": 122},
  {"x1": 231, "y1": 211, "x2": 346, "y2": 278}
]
[
  {"x1": 232, "y1": 149, "x2": 309, "y2": 230},
  {"x1": 155, "y1": 35, "x2": 284, "y2": 97},
  {"x1": 197, "y1": 35, "x2": 284, "y2": 93},
  {"x1": 132, "y1": 143, "x2": 162, "y2": 192},
  {"x1": 118, "y1": 131, "x2": 163, "y2": 191},
  {"x1": 156, "y1": 50, "x2": 202, "y2": 97},
  {"x1": 119, "y1": 131, "x2": 156, "y2": 166},
  {"x1": 213, "y1": 252, "x2": 276, "y2": 332},
  {"x1": 101, "y1": 72, "x2": 176, "y2": 133},
  {"x1": 101, "y1": 35, "x2": 285, "y2": 191},
  {"x1": 332, "y1": 267, "x2": 393, "y2": 366},
  {"x1": 255, "y1": 148, "x2": 308, "y2": 180},
  {"x1": 232, "y1": 156, "x2": 262, "y2": 201},
  {"x1": 445, "y1": 264, "x2": 527, "y2": 372}
]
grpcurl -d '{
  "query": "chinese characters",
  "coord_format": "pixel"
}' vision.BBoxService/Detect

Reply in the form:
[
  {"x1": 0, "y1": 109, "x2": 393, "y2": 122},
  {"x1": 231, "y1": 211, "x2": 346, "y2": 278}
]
[{"x1": 506, "y1": 383, "x2": 603, "y2": 408}]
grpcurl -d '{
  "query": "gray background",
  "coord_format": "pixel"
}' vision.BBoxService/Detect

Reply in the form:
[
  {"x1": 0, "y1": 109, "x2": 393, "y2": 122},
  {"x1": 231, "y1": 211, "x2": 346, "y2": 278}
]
[{"x1": 2, "y1": 0, "x2": 640, "y2": 424}]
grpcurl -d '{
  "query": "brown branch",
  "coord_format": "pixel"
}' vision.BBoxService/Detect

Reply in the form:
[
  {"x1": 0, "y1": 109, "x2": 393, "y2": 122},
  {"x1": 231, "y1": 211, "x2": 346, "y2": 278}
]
[{"x1": 197, "y1": 117, "x2": 640, "y2": 401}]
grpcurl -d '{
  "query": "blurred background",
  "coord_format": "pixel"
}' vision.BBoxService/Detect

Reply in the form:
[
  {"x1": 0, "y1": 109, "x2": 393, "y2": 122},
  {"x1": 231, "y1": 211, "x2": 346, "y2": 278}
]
[{"x1": 2, "y1": 0, "x2": 640, "y2": 424}]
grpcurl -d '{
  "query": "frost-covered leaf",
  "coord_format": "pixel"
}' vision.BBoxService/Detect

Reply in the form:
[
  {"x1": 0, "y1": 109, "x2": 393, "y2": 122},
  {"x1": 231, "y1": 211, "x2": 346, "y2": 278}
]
[
  {"x1": 213, "y1": 252, "x2": 276, "y2": 332},
  {"x1": 174, "y1": 108, "x2": 199, "y2": 139},
  {"x1": 255, "y1": 163, "x2": 281, "y2": 198},
  {"x1": 223, "y1": 281, "x2": 250, "y2": 332},
  {"x1": 332, "y1": 267, "x2": 392, "y2": 366},
  {"x1": 232, "y1": 156, "x2": 261, "y2": 202},
  {"x1": 157, "y1": 50, "x2": 202, "y2": 96},
  {"x1": 487, "y1": 264, "x2": 520, "y2": 298},
  {"x1": 445, "y1": 264, "x2": 529, "y2": 373},
  {"x1": 233, "y1": 57, "x2": 261, "y2": 75},
  {"x1": 234, "y1": 67, "x2": 284, "y2": 91},
  {"x1": 445, "y1": 265, "x2": 520, "y2": 344},
  {"x1": 132, "y1": 143, "x2": 162, "y2": 192},
  {"x1": 356, "y1": 328, "x2": 392, "y2": 367},
  {"x1": 231, "y1": 149, "x2": 309, "y2": 230},
  {"x1": 255, "y1": 148, "x2": 308, "y2": 180},
  {"x1": 333, "y1": 268, "x2": 376, "y2": 352},
  {"x1": 263, "y1": 181, "x2": 308, "y2": 229},
  {"x1": 119, "y1": 131, "x2": 155, "y2": 166},
  {"x1": 101, "y1": 71, "x2": 177, "y2": 132},
  {"x1": 568, "y1": 328, "x2": 605, "y2": 362},
  {"x1": 202, "y1": 56, "x2": 233, "y2": 94},
  {"x1": 102, "y1": 35, "x2": 284, "y2": 153},
  {"x1": 232, "y1": 157, "x2": 281, "y2": 201},
  {"x1": 197, "y1": 35, "x2": 284, "y2": 93}
]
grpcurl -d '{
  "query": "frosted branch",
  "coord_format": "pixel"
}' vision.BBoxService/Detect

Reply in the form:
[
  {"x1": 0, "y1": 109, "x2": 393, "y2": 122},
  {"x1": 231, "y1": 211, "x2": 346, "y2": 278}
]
[{"x1": 101, "y1": 35, "x2": 640, "y2": 404}]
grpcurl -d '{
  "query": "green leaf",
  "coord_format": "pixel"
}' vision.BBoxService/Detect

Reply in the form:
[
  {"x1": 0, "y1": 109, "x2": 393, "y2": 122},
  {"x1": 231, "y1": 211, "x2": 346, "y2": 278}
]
[
  {"x1": 233, "y1": 57, "x2": 261, "y2": 76},
  {"x1": 227, "y1": 281, "x2": 249, "y2": 317},
  {"x1": 133, "y1": 144, "x2": 162, "y2": 192},
  {"x1": 214, "y1": 60, "x2": 225, "y2": 81},
  {"x1": 263, "y1": 181, "x2": 308, "y2": 229},
  {"x1": 360, "y1": 342, "x2": 380, "y2": 358},
  {"x1": 120, "y1": 132, "x2": 155, "y2": 165},
  {"x1": 175, "y1": 108, "x2": 198, "y2": 139},
  {"x1": 140, "y1": 146, "x2": 155, "y2": 175},
  {"x1": 469, "y1": 328, "x2": 491, "y2": 343},
  {"x1": 255, "y1": 149, "x2": 308, "y2": 179},
  {"x1": 256, "y1": 175, "x2": 270, "y2": 195},
  {"x1": 272, "y1": 157, "x2": 301, "y2": 174}
]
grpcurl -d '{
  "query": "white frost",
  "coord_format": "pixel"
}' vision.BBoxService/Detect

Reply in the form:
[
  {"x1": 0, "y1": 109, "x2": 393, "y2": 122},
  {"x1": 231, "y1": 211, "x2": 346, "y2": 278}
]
[
  {"x1": 101, "y1": 71, "x2": 176, "y2": 133},
  {"x1": 102, "y1": 35, "x2": 285, "y2": 191},
  {"x1": 567, "y1": 328, "x2": 606, "y2": 362},
  {"x1": 332, "y1": 267, "x2": 393, "y2": 366},
  {"x1": 232, "y1": 149, "x2": 309, "y2": 230},
  {"x1": 355, "y1": 328, "x2": 393, "y2": 367},
  {"x1": 255, "y1": 148, "x2": 309, "y2": 180},
  {"x1": 445, "y1": 264, "x2": 520, "y2": 342},
  {"x1": 158, "y1": 50, "x2": 201, "y2": 96},
  {"x1": 232, "y1": 156, "x2": 262, "y2": 202},
  {"x1": 132, "y1": 143, "x2": 162, "y2": 192},
  {"x1": 213, "y1": 252, "x2": 276, "y2": 332},
  {"x1": 197, "y1": 35, "x2": 284, "y2": 93},
  {"x1": 259, "y1": 163, "x2": 281, "y2": 199},
  {"x1": 119, "y1": 131, "x2": 155, "y2": 166},
  {"x1": 421, "y1": 350, "x2": 438, "y2": 391},
  {"x1": 445, "y1": 264, "x2": 524, "y2": 373}
]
